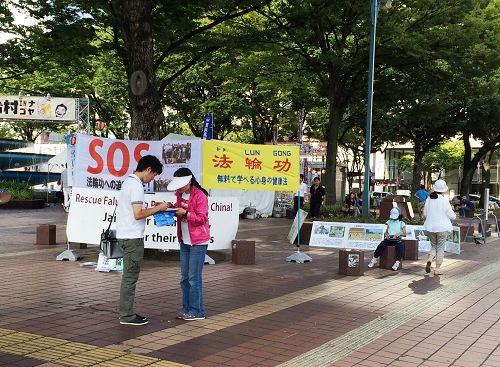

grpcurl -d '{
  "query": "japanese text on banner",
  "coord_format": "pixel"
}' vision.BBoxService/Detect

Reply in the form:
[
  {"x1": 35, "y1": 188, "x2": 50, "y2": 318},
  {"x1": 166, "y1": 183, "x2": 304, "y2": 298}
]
[{"x1": 202, "y1": 140, "x2": 299, "y2": 191}]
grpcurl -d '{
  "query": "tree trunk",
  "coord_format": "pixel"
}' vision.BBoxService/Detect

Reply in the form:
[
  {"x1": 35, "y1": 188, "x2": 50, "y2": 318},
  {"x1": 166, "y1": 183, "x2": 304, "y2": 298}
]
[
  {"x1": 324, "y1": 99, "x2": 344, "y2": 205},
  {"x1": 111, "y1": 0, "x2": 164, "y2": 140},
  {"x1": 411, "y1": 146, "x2": 424, "y2": 194}
]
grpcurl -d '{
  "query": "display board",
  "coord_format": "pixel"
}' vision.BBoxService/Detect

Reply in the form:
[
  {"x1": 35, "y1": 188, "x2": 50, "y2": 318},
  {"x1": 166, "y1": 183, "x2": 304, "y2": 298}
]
[{"x1": 309, "y1": 221, "x2": 460, "y2": 255}]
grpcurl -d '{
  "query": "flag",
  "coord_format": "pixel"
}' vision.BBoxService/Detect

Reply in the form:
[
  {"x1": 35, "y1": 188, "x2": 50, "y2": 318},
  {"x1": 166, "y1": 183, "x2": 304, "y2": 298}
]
[{"x1": 202, "y1": 113, "x2": 213, "y2": 140}]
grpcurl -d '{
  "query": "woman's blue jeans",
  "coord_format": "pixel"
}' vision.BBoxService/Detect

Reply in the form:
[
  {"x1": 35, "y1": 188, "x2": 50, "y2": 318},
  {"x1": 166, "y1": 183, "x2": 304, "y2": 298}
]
[{"x1": 180, "y1": 242, "x2": 207, "y2": 317}]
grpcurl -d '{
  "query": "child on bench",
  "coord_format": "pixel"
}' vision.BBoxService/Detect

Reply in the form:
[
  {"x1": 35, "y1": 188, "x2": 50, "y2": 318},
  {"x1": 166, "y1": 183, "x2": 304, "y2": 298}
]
[{"x1": 368, "y1": 207, "x2": 406, "y2": 271}]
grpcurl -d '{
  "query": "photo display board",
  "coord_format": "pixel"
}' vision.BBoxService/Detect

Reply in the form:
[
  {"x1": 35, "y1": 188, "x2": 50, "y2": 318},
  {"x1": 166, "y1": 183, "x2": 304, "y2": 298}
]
[{"x1": 309, "y1": 221, "x2": 460, "y2": 255}]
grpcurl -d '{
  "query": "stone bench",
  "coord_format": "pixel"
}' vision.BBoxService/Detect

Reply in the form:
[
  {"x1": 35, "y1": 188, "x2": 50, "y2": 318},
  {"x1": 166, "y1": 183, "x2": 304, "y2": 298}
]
[
  {"x1": 380, "y1": 245, "x2": 403, "y2": 270},
  {"x1": 339, "y1": 249, "x2": 364, "y2": 276}
]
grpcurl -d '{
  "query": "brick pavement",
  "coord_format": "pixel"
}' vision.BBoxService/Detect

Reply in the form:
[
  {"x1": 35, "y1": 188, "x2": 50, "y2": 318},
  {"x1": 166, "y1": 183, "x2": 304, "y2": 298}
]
[{"x1": 1, "y1": 206, "x2": 500, "y2": 366}]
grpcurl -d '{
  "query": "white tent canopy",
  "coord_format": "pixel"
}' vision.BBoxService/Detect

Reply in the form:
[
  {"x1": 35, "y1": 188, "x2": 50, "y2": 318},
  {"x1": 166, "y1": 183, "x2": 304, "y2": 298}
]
[{"x1": 47, "y1": 149, "x2": 67, "y2": 168}]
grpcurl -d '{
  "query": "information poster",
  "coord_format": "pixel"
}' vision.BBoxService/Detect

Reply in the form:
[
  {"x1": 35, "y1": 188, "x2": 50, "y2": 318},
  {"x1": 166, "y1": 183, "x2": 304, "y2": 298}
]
[{"x1": 309, "y1": 222, "x2": 460, "y2": 255}]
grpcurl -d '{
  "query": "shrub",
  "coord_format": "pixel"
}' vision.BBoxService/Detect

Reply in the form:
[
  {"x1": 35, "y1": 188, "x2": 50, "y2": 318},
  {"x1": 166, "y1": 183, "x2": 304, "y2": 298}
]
[{"x1": 0, "y1": 180, "x2": 35, "y2": 200}]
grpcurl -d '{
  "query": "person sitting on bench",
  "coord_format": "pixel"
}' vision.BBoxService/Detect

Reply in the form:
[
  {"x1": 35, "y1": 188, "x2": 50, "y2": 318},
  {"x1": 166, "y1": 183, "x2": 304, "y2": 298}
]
[
  {"x1": 367, "y1": 207, "x2": 406, "y2": 271},
  {"x1": 459, "y1": 195, "x2": 474, "y2": 217}
]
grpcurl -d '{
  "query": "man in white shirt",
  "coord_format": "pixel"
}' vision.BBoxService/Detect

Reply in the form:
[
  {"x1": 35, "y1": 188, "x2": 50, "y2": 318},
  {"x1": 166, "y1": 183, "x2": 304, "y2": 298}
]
[
  {"x1": 294, "y1": 174, "x2": 308, "y2": 214},
  {"x1": 117, "y1": 155, "x2": 169, "y2": 326}
]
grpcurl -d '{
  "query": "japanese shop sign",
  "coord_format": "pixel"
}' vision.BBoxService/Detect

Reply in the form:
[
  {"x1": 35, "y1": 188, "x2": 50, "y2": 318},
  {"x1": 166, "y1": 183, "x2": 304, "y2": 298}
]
[
  {"x1": 202, "y1": 140, "x2": 299, "y2": 191},
  {"x1": 73, "y1": 134, "x2": 202, "y2": 191},
  {"x1": 0, "y1": 95, "x2": 77, "y2": 122}
]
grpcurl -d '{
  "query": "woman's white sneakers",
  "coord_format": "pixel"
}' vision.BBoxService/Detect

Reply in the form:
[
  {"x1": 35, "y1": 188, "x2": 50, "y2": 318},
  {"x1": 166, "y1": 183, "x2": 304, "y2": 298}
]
[
  {"x1": 392, "y1": 260, "x2": 401, "y2": 271},
  {"x1": 367, "y1": 258, "x2": 379, "y2": 268}
]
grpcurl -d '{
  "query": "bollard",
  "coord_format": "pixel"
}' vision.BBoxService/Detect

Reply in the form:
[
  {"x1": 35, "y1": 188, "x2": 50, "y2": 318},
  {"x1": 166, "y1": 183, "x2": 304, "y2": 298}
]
[
  {"x1": 403, "y1": 239, "x2": 418, "y2": 260},
  {"x1": 380, "y1": 246, "x2": 403, "y2": 269},
  {"x1": 36, "y1": 224, "x2": 56, "y2": 245},
  {"x1": 339, "y1": 249, "x2": 364, "y2": 276},
  {"x1": 232, "y1": 240, "x2": 255, "y2": 265}
]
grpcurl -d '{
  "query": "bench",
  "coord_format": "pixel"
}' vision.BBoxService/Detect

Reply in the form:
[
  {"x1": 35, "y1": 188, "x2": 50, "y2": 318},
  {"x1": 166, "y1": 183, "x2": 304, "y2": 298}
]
[
  {"x1": 339, "y1": 249, "x2": 364, "y2": 276},
  {"x1": 379, "y1": 245, "x2": 403, "y2": 270}
]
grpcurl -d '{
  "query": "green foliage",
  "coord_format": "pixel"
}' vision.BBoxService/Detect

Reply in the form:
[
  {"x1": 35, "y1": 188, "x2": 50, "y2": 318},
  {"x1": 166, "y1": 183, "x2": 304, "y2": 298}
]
[
  {"x1": 0, "y1": 180, "x2": 35, "y2": 200},
  {"x1": 422, "y1": 141, "x2": 464, "y2": 173},
  {"x1": 397, "y1": 155, "x2": 414, "y2": 173},
  {"x1": 316, "y1": 213, "x2": 380, "y2": 224}
]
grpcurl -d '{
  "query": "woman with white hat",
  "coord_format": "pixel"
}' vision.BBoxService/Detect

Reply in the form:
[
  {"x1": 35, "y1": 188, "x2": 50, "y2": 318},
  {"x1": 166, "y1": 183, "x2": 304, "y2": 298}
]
[
  {"x1": 367, "y1": 207, "x2": 406, "y2": 271},
  {"x1": 423, "y1": 179, "x2": 456, "y2": 275},
  {"x1": 167, "y1": 167, "x2": 210, "y2": 321}
]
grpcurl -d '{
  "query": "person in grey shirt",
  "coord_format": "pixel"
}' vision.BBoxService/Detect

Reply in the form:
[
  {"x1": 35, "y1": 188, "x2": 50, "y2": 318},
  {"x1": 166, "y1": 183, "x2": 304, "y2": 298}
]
[{"x1": 116, "y1": 155, "x2": 169, "y2": 326}]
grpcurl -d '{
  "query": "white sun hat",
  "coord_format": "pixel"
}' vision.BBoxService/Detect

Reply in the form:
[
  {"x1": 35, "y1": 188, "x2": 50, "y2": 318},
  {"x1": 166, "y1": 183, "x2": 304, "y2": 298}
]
[
  {"x1": 389, "y1": 207, "x2": 400, "y2": 219},
  {"x1": 167, "y1": 175, "x2": 192, "y2": 191},
  {"x1": 433, "y1": 179, "x2": 448, "y2": 193}
]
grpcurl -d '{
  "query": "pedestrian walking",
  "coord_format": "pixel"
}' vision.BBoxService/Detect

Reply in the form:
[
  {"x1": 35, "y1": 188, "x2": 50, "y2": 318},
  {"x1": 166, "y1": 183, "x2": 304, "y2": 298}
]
[
  {"x1": 116, "y1": 155, "x2": 169, "y2": 326},
  {"x1": 414, "y1": 184, "x2": 429, "y2": 218},
  {"x1": 367, "y1": 207, "x2": 406, "y2": 271},
  {"x1": 168, "y1": 167, "x2": 210, "y2": 321},
  {"x1": 423, "y1": 179, "x2": 456, "y2": 275},
  {"x1": 309, "y1": 176, "x2": 325, "y2": 218}
]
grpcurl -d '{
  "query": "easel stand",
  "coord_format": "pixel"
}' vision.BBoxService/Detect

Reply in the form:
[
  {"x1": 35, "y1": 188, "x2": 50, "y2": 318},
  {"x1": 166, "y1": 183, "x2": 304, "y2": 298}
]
[
  {"x1": 286, "y1": 194, "x2": 312, "y2": 263},
  {"x1": 56, "y1": 241, "x2": 81, "y2": 261},
  {"x1": 204, "y1": 254, "x2": 215, "y2": 265}
]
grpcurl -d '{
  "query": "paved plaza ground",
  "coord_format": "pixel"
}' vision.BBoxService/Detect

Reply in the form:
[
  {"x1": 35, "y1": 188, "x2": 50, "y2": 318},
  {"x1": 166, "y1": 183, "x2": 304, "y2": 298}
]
[{"x1": 1, "y1": 206, "x2": 500, "y2": 367}]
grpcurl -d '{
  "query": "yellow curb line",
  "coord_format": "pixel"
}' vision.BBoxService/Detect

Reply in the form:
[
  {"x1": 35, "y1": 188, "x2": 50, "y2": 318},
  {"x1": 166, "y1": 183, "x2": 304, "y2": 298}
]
[{"x1": 0, "y1": 328, "x2": 189, "y2": 367}]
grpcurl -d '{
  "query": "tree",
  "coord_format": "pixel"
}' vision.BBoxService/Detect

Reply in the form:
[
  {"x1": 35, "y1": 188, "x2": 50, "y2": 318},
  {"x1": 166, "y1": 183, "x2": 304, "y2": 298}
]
[{"x1": 0, "y1": 0, "x2": 271, "y2": 140}]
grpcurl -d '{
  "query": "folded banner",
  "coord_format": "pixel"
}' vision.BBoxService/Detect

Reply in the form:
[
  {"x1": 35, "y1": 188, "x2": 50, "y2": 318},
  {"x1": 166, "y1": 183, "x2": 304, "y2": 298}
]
[{"x1": 202, "y1": 140, "x2": 299, "y2": 191}]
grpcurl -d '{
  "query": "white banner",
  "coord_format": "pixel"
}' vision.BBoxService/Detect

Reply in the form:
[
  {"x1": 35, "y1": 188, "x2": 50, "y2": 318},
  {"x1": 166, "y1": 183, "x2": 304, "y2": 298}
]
[
  {"x1": 66, "y1": 187, "x2": 239, "y2": 250},
  {"x1": 72, "y1": 134, "x2": 202, "y2": 191},
  {"x1": 0, "y1": 95, "x2": 77, "y2": 122},
  {"x1": 309, "y1": 222, "x2": 460, "y2": 255}
]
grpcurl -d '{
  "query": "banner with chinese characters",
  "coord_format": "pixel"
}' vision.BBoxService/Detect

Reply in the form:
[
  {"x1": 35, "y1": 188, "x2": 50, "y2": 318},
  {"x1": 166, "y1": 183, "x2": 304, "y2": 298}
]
[
  {"x1": 202, "y1": 140, "x2": 299, "y2": 191},
  {"x1": 73, "y1": 134, "x2": 202, "y2": 191},
  {"x1": 0, "y1": 95, "x2": 77, "y2": 122},
  {"x1": 308, "y1": 221, "x2": 460, "y2": 255},
  {"x1": 66, "y1": 187, "x2": 239, "y2": 250}
]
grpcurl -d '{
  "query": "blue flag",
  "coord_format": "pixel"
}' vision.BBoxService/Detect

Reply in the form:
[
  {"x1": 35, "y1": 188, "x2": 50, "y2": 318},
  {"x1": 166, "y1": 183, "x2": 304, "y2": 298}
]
[{"x1": 202, "y1": 113, "x2": 213, "y2": 140}]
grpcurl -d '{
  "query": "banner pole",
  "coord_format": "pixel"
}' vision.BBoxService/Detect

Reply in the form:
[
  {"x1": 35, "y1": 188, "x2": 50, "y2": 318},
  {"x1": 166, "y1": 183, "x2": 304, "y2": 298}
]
[
  {"x1": 286, "y1": 191, "x2": 312, "y2": 263},
  {"x1": 297, "y1": 193, "x2": 300, "y2": 251}
]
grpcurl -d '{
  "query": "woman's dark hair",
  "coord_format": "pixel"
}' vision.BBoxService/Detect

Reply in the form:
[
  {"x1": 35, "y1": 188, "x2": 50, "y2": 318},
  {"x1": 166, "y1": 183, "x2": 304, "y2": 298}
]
[
  {"x1": 430, "y1": 191, "x2": 440, "y2": 199},
  {"x1": 173, "y1": 167, "x2": 208, "y2": 196},
  {"x1": 136, "y1": 155, "x2": 163, "y2": 174}
]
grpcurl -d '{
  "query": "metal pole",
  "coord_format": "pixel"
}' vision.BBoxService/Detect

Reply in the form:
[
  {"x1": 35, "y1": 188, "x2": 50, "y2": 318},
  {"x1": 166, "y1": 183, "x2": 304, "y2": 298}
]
[{"x1": 362, "y1": 0, "x2": 379, "y2": 216}]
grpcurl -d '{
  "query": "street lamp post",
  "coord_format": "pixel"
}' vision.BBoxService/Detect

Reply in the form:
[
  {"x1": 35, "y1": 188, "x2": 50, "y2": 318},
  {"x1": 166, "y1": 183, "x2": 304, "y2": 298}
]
[{"x1": 362, "y1": 0, "x2": 392, "y2": 217}]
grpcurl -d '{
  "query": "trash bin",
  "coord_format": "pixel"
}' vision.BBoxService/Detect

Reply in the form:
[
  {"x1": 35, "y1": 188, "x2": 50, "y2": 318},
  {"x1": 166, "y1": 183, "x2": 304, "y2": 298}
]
[
  {"x1": 232, "y1": 240, "x2": 255, "y2": 265},
  {"x1": 339, "y1": 249, "x2": 364, "y2": 276}
]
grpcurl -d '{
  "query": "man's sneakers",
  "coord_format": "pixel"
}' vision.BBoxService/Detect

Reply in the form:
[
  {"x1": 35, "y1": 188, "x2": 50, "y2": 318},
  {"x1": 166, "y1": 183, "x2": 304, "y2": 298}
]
[
  {"x1": 367, "y1": 258, "x2": 379, "y2": 268},
  {"x1": 176, "y1": 311, "x2": 187, "y2": 319},
  {"x1": 392, "y1": 260, "x2": 401, "y2": 271},
  {"x1": 182, "y1": 314, "x2": 205, "y2": 321},
  {"x1": 120, "y1": 315, "x2": 149, "y2": 326}
]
